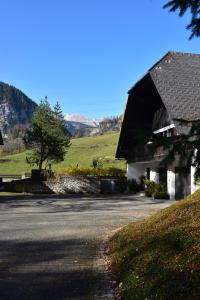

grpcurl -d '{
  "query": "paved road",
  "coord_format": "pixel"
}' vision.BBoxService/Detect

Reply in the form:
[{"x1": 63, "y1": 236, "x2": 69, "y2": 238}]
[{"x1": 0, "y1": 195, "x2": 174, "y2": 300}]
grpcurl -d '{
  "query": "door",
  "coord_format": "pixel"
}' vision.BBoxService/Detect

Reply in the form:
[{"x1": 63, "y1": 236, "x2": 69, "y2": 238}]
[
  {"x1": 175, "y1": 167, "x2": 191, "y2": 200},
  {"x1": 159, "y1": 168, "x2": 167, "y2": 185},
  {"x1": 146, "y1": 168, "x2": 150, "y2": 180}
]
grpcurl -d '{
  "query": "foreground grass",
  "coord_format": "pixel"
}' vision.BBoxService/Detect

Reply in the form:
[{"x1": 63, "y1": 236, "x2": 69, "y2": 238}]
[
  {"x1": 0, "y1": 192, "x2": 25, "y2": 196},
  {"x1": 0, "y1": 132, "x2": 125, "y2": 174},
  {"x1": 109, "y1": 191, "x2": 200, "y2": 299}
]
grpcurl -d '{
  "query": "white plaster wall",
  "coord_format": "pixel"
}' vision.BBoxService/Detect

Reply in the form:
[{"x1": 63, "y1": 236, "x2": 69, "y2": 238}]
[
  {"x1": 191, "y1": 166, "x2": 197, "y2": 194},
  {"x1": 127, "y1": 163, "x2": 146, "y2": 182},
  {"x1": 191, "y1": 150, "x2": 197, "y2": 194},
  {"x1": 150, "y1": 170, "x2": 159, "y2": 183},
  {"x1": 167, "y1": 169, "x2": 175, "y2": 200}
]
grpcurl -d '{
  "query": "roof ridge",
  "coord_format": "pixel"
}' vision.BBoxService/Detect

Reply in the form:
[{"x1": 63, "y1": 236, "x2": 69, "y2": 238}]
[
  {"x1": 148, "y1": 51, "x2": 200, "y2": 73},
  {"x1": 148, "y1": 52, "x2": 171, "y2": 72},
  {"x1": 168, "y1": 50, "x2": 200, "y2": 56},
  {"x1": 128, "y1": 50, "x2": 200, "y2": 94}
]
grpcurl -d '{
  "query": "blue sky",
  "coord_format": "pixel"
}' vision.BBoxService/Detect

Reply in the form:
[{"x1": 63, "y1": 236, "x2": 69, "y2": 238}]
[{"x1": 0, "y1": 0, "x2": 199, "y2": 118}]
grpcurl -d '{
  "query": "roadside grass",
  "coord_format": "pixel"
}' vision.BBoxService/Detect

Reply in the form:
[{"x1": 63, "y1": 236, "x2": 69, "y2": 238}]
[
  {"x1": 0, "y1": 132, "x2": 125, "y2": 175},
  {"x1": 0, "y1": 192, "x2": 25, "y2": 196},
  {"x1": 109, "y1": 190, "x2": 200, "y2": 300}
]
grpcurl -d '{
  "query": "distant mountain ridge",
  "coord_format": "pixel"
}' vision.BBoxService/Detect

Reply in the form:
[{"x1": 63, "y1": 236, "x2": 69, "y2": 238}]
[
  {"x1": 64, "y1": 113, "x2": 100, "y2": 136},
  {"x1": 0, "y1": 82, "x2": 37, "y2": 134},
  {"x1": 0, "y1": 82, "x2": 119, "y2": 138},
  {"x1": 64, "y1": 113, "x2": 98, "y2": 127},
  {"x1": 0, "y1": 82, "x2": 99, "y2": 136}
]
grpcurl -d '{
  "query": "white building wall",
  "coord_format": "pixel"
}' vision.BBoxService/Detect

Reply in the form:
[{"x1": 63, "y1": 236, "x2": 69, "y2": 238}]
[
  {"x1": 191, "y1": 165, "x2": 197, "y2": 194},
  {"x1": 150, "y1": 170, "x2": 159, "y2": 183},
  {"x1": 127, "y1": 163, "x2": 146, "y2": 182},
  {"x1": 167, "y1": 169, "x2": 175, "y2": 200},
  {"x1": 191, "y1": 150, "x2": 197, "y2": 194},
  {"x1": 127, "y1": 162, "x2": 196, "y2": 200}
]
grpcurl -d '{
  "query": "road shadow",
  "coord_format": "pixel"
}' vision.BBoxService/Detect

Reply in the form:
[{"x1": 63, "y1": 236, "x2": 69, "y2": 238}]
[
  {"x1": 0, "y1": 239, "x2": 107, "y2": 300},
  {"x1": 0, "y1": 195, "x2": 172, "y2": 214}
]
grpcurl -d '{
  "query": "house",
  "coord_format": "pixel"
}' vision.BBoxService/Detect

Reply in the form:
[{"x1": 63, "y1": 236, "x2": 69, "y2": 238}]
[{"x1": 116, "y1": 51, "x2": 200, "y2": 200}]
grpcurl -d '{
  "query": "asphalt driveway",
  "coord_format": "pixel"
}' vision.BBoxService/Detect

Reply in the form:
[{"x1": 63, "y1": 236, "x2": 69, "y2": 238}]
[{"x1": 0, "y1": 194, "x2": 174, "y2": 300}]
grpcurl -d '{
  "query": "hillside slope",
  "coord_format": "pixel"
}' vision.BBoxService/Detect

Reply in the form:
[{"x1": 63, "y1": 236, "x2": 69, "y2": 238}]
[
  {"x1": 0, "y1": 132, "x2": 124, "y2": 174},
  {"x1": 109, "y1": 191, "x2": 200, "y2": 300},
  {"x1": 0, "y1": 82, "x2": 37, "y2": 134}
]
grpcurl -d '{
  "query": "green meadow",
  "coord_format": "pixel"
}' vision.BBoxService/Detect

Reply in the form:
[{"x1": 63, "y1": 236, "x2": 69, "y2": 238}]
[{"x1": 0, "y1": 132, "x2": 125, "y2": 175}]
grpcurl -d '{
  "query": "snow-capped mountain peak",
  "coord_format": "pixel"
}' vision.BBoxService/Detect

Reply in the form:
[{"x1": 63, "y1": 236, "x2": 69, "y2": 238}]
[{"x1": 64, "y1": 113, "x2": 98, "y2": 127}]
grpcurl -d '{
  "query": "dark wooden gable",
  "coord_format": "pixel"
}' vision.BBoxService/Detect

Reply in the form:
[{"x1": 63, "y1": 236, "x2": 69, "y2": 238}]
[
  {"x1": 116, "y1": 74, "x2": 168, "y2": 159},
  {"x1": 116, "y1": 51, "x2": 200, "y2": 160}
]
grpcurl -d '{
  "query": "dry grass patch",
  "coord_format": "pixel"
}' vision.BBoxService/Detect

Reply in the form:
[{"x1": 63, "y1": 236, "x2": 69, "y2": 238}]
[{"x1": 109, "y1": 191, "x2": 200, "y2": 299}]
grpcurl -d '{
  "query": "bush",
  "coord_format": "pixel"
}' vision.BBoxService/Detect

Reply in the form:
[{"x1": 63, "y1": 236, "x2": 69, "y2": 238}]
[
  {"x1": 155, "y1": 182, "x2": 169, "y2": 199},
  {"x1": 102, "y1": 167, "x2": 126, "y2": 177},
  {"x1": 60, "y1": 166, "x2": 126, "y2": 177},
  {"x1": 127, "y1": 179, "x2": 140, "y2": 194},
  {"x1": 31, "y1": 169, "x2": 55, "y2": 181},
  {"x1": 144, "y1": 179, "x2": 156, "y2": 197},
  {"x1": 91, "y1": 158, "x2": 103, "y2": 169},
  {"x1": 115, "y1": 178, "x2": 127, "y2": 193},
  {"x1": 144, "y1": 179, "x2": 169, "y2": 199}
]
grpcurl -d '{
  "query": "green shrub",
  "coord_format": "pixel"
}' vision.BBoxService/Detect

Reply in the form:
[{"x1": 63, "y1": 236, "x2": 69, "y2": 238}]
[
  {"x1": 115, "y1": 178, "x2": 127, "y2": 193},
  {"x1": 91, "y1": 158, "x2": 103, "y2": 169},
  {"x1": 127, "y1": 179, "x2": 140, "y2": 194},
  {"x1": 102, "y1": 167, "x2": 126, "y2": 177},
  {"x1": 144, "y1": 179, "x2": 169, "y2": 199},
  {"x1": 60, "y1": 166, "x2": 126, "y2": 177},
  {"x1": 144, "y1": 179, "x2": 156, "y2": 197},
  {"x1": 31, "y1": 169, "x2": 55, "y2": 181},
  {"x1": 155, "y1": 182, "x2": 169, "y2": 199}
]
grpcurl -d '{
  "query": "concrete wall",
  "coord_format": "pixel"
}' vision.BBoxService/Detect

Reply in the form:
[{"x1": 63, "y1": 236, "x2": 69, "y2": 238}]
[
  {"x1": 167, "y1": 169, "x2": 175, "y2": 200},
  {"x1": 5, "y1": 176, "x2": 127, "y2": 195},
  {"x1": 127, "y1": 162, "x2": 159, "y2": 184},
  {"x1": 127, "y1": 163, "x2": 146, "y2": 182}
]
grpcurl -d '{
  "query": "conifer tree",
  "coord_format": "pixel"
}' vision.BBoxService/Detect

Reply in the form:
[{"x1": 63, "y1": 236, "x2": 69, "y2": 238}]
[
  {"x1": 25, "y1": 97, "x2": 71, "y2": 170},
  {"x1": 164, "y1": 0, "x2": 200, "y2": 38}
]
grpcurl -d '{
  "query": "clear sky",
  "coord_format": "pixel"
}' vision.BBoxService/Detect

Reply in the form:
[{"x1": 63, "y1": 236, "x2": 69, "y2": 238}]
[{"x1": 0, "y1": 0, "x2": 199, "y2": 118}]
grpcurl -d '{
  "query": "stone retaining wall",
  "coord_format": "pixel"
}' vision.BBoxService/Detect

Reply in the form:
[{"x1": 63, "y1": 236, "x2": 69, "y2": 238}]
[
  {"x1": 4, "y1": 176, "x2": 127, "y2": 194},
  {"x1": 46, "y1": 176, "x2": 100, "y2": 194}
]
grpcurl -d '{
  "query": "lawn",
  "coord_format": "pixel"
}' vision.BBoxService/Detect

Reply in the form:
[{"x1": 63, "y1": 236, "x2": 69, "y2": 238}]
[
  {"x1": 109, "y1": 191, "x2": 200, "y2": 300},
  {"x1": 0, "y1": 192, "x2": 26, "y2": 196},
  {"x1": 0, "y1": 132, "x2": 125, "y2": 175}
]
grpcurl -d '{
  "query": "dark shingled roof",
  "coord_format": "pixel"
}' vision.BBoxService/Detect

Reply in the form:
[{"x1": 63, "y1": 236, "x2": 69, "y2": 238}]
[
  {"x1": 116, "y1": 51, "x2": 200, "y2": 159},
  {"x1": 150, "y1": 52, "x2": 200, "y2": 123}
]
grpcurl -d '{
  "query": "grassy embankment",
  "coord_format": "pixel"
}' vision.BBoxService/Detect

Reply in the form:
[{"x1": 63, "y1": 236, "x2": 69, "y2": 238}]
[
  {"x1": 0, "y1": 132, "x2": 125, "y2": 175},
  {"x1": 109, "y1": 191, "x2": 200, "y2": 300}
]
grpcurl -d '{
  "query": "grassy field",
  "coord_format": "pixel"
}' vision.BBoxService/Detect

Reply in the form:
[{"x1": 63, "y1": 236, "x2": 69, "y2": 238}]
[
  {"x1": 0, "y1": 192, "x2": 26, "y2": 196},
  {"x1": 109, "y1": 191, "x2": 200, "y2": 300},
  {"x1": 0, "y1": 132, "x2": 125, "y2": 175}
]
